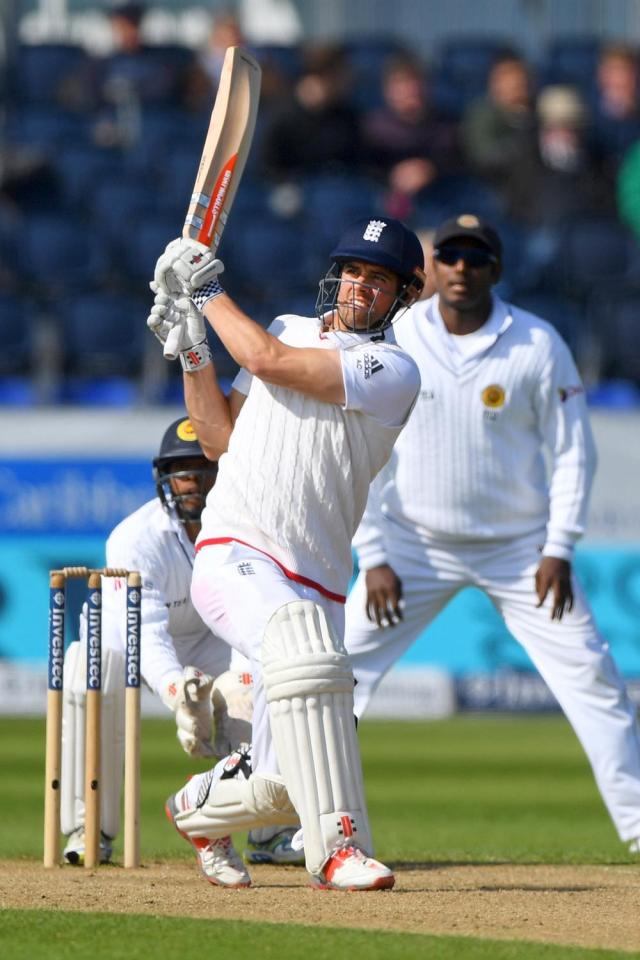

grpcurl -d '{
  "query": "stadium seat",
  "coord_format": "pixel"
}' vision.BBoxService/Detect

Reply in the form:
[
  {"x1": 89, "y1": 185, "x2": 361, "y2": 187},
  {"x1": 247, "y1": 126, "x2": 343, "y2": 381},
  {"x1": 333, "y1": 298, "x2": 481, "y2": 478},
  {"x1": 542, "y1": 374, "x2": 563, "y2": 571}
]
[
  {"x1": 52, "y1": 143, "x2": 127, "y2": 210},
  {"x1": 413, "y1": 174, "x2": 504, "y2": 227},
  {"x1": 88, "y1": 172, "x2": 158, "y2": 243},
  {"x1": 0, "y1": 294, "x2": 36, "y2": 376},
  {"x1": 58, "y1": 291, "x2": 147, "y2": 405},
  {"x1": 300, "y1": 173, "x2": 383, "y2": 247},
  {"x1": 60, "y1": 291, "x2": 148, "y2": 378},
  {"x1": 222, "y1": 210, "x2": 306, "y2": 298},
  {"x1": 556, "y1": 216, "x2": 640, "y2": 297},
  {"x1": 343, "y1": 38, "x2": 407, "y2": 110},
  {"x1": 539, "y1": 36, "x2": 602, "y2": 98},
  {"x1": 434, "y1": 36, "x2": 517, "y2": 114},
  {"x1": 249, "y1": 44, "x2": 303, "y2": 81},
  {"x1": 514, "y1": 290, "x2": 584, "y2": 357},
  {"x1": 10, "y1": 42, "x2": 95, "y2": 105},
  {"x1": 11, "y1": 213, "x2": 111, "y2": 298},
  {"x1": 116, "y1": 211, "x2": 183, "y2": 288},
  {"x1": 99, "y1": 44, "x2": 194, "y2": 107},
  {"x1": 5, "y1": 105, "x2": 92, "y2": 148},
  {"x1": 587, "y1": 288, "x2": 640, "y2": 385}
]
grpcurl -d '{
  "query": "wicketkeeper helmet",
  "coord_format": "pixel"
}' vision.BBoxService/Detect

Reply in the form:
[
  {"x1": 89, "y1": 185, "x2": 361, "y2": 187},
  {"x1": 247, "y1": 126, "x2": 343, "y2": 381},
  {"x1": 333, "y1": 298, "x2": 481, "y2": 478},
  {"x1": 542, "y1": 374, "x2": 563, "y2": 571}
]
[{"x1": 152, "y1": 417, "x2": 217, "y2": 525}]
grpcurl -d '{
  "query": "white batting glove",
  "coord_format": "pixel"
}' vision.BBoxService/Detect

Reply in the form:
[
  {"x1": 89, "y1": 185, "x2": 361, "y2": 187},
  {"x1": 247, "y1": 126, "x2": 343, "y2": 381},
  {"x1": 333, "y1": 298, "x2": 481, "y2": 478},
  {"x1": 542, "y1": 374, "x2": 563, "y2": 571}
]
[
  {"x1": 160, "y1": 666, "x2": 216, "y2": 758},
  {"x1": 154, "y1": 237, "x2": 225, "y2": 298},
  {"x1": 147, "y1": 286, "x2": 213, "y2": 370}
]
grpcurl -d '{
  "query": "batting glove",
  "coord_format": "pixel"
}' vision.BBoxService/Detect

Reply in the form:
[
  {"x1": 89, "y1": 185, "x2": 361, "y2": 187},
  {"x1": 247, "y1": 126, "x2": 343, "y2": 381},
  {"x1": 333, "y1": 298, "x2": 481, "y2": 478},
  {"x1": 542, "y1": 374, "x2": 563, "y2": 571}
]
[
  {"x1": 147, "y1": 286, "x2": 213, "y2": 371},
  {"x1": 153, "y1": 237, "x2": 225, "y2": 297}
]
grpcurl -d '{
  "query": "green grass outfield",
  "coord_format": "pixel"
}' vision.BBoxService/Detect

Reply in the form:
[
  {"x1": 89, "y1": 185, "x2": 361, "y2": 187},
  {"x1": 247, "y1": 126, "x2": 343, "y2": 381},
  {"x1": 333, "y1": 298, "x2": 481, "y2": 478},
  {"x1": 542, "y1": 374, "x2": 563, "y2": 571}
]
[{"x1": 1, "y1": 714, "x2": 638, "y2": 959}]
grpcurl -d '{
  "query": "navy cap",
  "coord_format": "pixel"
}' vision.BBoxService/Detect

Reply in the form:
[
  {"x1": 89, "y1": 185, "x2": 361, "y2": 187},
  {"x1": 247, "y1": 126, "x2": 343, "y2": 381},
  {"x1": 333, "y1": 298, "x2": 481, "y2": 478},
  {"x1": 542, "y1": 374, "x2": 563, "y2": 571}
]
[
  {"x1": 433, "y1": 214, "x2": 502, "y2": 260},
  {"x1": 330, "y1": 217, "x2": 424, "y2": 282}
]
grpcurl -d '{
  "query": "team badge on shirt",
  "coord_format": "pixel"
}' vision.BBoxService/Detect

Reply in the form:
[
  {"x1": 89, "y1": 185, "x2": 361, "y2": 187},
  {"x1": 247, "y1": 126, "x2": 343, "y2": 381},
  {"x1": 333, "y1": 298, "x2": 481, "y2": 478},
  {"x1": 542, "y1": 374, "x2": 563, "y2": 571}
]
[{"x1": 481, "y1": 384, "x2": 506, "y2": 408}]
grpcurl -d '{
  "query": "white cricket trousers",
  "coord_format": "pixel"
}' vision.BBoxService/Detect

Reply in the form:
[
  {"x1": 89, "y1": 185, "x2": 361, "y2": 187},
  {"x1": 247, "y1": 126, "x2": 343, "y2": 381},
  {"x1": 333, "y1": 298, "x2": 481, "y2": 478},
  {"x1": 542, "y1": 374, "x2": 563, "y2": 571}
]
[
  {"x1": 191, "y1": 541, "x2": 345, "y2": 777},
  {"x1": 345, "y1": 523, "x2": 640, "y2": 842}
]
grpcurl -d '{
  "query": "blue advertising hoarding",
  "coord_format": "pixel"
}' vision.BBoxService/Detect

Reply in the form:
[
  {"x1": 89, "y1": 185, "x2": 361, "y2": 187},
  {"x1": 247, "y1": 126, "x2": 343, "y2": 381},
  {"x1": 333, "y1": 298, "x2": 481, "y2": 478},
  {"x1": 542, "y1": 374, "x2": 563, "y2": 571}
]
[{"x1": 1, "y1": 457, "x2": 639, "y2": 679}]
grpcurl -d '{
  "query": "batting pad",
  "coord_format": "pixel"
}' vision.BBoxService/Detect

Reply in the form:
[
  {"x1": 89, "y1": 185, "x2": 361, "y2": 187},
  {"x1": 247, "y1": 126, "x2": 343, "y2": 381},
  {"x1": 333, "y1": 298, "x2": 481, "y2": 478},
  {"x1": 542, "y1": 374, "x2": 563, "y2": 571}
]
[
  {"x1": 61, "y1": 641, "x2": 125, "y2": 838},
  {"x1": 262, "y1": 600, "x2": 373, "y2": 874},
  {"x1": 175, "y1": 769, "x2": 297, "y2": 838}
]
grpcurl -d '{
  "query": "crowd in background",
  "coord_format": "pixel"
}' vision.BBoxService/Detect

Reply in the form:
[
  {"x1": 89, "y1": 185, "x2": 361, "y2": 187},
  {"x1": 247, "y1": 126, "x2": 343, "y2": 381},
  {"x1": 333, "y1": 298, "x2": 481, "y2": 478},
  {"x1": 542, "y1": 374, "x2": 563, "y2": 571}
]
[{"x1": 2, "y1": 2, "x2": 640, "y2": 405}]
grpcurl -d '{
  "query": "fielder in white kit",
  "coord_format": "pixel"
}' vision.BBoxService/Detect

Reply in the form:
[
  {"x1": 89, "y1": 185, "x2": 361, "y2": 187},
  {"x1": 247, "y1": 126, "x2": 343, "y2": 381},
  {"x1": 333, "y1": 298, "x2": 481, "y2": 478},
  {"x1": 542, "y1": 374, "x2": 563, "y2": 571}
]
[
  {"x1": 148, "y1": 216, "x2": 425, "y2": 889},
  {"x1": 345, "y1": 214, "x2": 640, "y2": 850},
  {"x1": 61, "y1": 416, "x2": 267, "y2": 872}
]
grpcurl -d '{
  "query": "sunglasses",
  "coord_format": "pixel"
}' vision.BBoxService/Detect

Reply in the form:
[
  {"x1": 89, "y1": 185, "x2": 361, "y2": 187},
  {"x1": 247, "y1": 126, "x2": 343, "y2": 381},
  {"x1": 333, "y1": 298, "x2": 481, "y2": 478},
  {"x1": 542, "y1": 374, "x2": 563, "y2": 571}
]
[{"x1": 434, "y1": 246, "x2": 497, "y2": 268}]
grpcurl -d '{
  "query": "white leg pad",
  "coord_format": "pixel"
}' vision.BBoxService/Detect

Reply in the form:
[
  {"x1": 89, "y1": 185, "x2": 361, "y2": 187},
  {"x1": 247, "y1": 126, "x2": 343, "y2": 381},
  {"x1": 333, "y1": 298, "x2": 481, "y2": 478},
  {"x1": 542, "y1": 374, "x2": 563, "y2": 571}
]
[
  {"x1": 176, "y1": 767, "x2": 298, "y2": 839},
  {"x1": 262, "y1": 600, "x2": 372, "y2": 875},
  {"x1": 211, "y1": 669, "x2": 253, "y2": 757},
  {"x1": 61, "y1": 642, "x2": 125, "y2": 838}
]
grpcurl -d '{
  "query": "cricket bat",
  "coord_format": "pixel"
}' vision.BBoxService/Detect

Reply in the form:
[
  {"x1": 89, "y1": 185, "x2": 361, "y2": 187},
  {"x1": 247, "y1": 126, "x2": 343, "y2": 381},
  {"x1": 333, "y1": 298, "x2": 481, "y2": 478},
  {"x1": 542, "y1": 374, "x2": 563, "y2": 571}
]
[
  {"x1": 164, "y1": 46, "x2": 261, "y2": 359},
  {"x1": 183, "y1": 45, "x2": 262, "y2": 251}
]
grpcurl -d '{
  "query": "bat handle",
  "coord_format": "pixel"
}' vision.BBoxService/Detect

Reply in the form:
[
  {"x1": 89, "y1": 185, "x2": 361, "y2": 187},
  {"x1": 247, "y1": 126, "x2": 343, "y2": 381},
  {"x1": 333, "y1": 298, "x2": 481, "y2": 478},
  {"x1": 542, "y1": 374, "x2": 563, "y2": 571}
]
[{"x1": 163, "y1": 324, "x2": 183, "y2": 361}]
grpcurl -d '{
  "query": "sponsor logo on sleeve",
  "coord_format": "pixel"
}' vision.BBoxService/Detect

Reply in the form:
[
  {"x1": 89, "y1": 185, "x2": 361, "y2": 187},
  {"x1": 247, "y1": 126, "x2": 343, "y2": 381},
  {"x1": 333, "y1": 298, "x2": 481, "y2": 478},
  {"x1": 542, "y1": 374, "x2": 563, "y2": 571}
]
[
  {"x1": 357, "y1": 353, "x2": 385, "y2": 379},
  {"x1": 558, "y1": 385, "x2": 584, "y2": 403}
]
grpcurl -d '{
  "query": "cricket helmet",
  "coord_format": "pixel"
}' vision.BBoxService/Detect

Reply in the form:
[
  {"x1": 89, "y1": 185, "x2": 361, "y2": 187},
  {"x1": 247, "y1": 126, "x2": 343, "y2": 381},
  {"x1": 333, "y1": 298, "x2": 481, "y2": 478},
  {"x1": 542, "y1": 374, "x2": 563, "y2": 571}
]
[
  {"x1": 316, "y1": 216, "x2": 426, "y2": 331},
  {"x1": 152, "y1": 417, "x2": 217, "y2": 524}
]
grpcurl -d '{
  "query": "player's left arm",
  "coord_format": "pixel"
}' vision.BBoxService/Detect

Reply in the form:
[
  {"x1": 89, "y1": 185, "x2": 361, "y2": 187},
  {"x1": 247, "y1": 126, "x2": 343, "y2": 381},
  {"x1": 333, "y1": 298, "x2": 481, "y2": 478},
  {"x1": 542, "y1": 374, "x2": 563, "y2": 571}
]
[{"x1": 534, "y1": 334, "x2": 598, "y2": 619}]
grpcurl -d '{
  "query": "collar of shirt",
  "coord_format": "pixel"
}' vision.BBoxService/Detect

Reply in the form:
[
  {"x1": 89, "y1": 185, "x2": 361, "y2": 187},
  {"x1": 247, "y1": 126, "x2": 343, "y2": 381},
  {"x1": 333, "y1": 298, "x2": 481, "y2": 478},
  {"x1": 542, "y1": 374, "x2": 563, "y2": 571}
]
[
  {"x1": 427, "y1": 294, "x2": 513, "y2": 372},
  {"x1": 318, "y1": 316, "x2": 398, "y2": 349}
]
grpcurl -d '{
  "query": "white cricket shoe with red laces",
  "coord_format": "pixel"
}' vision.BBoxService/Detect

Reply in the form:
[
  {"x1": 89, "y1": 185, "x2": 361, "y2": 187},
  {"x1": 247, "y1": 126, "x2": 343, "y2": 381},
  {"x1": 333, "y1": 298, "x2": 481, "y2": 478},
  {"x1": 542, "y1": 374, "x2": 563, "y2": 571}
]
[
  {"x1": 311, "y1": 843, "x2": 395, "y2": 891},
  {"x1": 165, "y1": 794, "x2": 251, "y2": 888}
]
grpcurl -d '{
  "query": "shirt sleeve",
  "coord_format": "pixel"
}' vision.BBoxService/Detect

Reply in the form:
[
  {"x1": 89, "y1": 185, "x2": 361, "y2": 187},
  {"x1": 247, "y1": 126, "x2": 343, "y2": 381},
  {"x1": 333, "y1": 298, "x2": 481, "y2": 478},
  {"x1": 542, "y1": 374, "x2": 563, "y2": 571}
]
[
  {"x1": 341, "y1": 344, "x2": 421, "y2": 427},
  {"x1": 534, "y1": 333, "x2": 598, "y2": 560}
]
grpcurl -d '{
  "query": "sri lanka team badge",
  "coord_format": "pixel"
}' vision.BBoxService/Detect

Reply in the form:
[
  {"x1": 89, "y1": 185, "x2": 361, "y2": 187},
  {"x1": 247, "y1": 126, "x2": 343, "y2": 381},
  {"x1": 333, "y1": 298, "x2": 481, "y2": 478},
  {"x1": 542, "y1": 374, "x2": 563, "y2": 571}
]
[
  {"x1": 481, "y1": 384, "x2": 506, "y2": 408},
  {"x1": 176, "y1": 418, "x2": 198, "y2": 441}
]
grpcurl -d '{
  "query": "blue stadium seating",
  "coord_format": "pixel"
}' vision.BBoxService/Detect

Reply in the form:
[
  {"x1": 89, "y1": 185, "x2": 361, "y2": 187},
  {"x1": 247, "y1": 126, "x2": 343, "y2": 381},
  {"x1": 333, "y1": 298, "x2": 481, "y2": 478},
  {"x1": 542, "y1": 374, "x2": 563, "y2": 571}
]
[
  {"x1": 433, "y1": 36, "x2": 518, "y2": 115},
  {"x1": 539, "y1": 36, "x2": 602, "y2": 99},
  {"x1": 343, "y1": 38, "x2": 407, "y2": 110},
  {"x1": 10, "y1": 43, "x2": 94, "y2": 105},
  {"x1": 11, "y1": 213, "x2": 110, "y2": 298},
  {"x1": 556, "y1": 216, "x2": 640, "y2": 297}
]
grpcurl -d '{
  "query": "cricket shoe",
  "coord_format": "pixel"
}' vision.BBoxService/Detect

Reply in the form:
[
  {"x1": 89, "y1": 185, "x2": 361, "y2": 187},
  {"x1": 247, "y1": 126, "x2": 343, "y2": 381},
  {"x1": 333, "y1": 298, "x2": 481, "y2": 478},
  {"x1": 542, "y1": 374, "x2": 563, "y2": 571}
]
[
  {"x1": 311, "y1": 841, "x2": 394, "y2": 891},
  {"x1": 244, "y1": 827, "x2": 305, "y2": 865},
  {"x1": 63, "y1": 827, "x2": 113, "y2": 866},
  {"x1": 165, "y1": 793, "x2": 251, "y2": 888}
]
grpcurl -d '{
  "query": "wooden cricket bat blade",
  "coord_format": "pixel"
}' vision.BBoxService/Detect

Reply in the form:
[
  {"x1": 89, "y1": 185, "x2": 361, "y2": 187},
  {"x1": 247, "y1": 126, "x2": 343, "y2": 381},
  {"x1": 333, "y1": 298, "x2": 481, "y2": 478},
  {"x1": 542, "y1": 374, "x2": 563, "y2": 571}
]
[{"x1": 183, "y1": 46, "x2": 261, "y2": 251}]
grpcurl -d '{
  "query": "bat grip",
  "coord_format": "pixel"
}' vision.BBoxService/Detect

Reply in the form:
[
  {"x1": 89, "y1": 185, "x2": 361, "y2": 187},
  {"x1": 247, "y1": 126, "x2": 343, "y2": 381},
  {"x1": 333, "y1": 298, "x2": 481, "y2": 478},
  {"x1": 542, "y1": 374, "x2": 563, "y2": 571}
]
[{"x1": 163, "y1": 324, "x2": 183, "y2": 361}]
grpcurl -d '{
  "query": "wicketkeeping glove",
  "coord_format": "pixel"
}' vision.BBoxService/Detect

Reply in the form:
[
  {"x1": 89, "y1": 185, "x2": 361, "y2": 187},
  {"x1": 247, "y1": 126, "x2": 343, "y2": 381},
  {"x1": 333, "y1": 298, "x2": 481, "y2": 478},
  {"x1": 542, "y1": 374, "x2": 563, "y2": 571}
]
[{"x1": 160, "y1": 666, "x2": 216, "y2": 758}]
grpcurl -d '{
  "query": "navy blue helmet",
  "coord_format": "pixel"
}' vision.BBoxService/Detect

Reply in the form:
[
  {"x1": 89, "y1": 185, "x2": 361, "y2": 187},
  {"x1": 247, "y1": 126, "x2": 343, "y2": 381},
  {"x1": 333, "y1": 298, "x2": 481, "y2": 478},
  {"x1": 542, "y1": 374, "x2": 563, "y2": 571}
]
[
  {"x1": 316, "y1": 217, "x2": 425, "y2": 331},
  {"x1": 152, "y1": 417, "x2": 217, "y2": 525}
]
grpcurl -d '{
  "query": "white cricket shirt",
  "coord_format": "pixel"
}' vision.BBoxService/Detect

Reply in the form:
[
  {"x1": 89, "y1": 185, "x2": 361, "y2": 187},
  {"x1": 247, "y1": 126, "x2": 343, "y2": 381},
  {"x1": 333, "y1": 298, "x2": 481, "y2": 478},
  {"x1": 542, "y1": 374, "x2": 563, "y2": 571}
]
[
  {"x1": 197, "y1": 314, "x2": 420, "y2": 600},
  {"x1": 354, "y1": 293, "x2": 597, "y2": 568}
]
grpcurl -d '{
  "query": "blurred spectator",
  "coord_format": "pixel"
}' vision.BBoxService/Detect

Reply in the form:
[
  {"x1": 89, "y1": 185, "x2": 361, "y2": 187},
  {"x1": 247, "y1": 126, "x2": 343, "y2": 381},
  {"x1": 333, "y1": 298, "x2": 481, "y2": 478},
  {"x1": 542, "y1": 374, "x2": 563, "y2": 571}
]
[
  {"x1": 185, "y1": 9, "x2": 246, "y2": 110},
  {"x1": 260, "y1": 42, "x2": 362, "y2": 180},
  {"x1": 592, "y1": 42, "x2": 640, "y2": 178},
  {"x1": 462, "y1": 52, "x2": 536, "y2": 185},
  {"x1": 361, "y1": 53, "x2": 460, "y2": 219},
  {"x1": 502, "y1": 85, "x2": 613, "y2": 228},
  {"x1": 99, "y1": 2, "x2": 192, "y2": 107}
]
